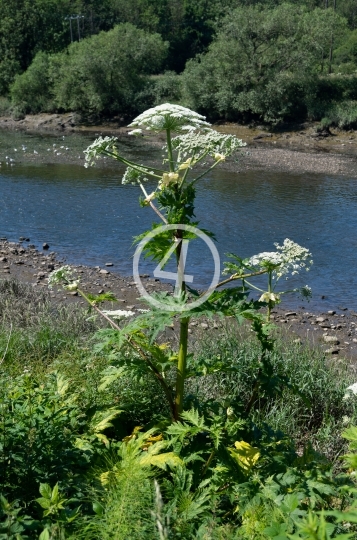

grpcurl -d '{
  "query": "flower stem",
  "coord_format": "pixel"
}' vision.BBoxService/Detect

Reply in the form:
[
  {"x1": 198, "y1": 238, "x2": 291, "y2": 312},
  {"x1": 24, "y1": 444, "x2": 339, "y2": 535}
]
[
  {"x1": 267, "y1": 271, "x2": 272, "y2": 322},
  {"x1": 166, "y1": 129, "x2": 174, "y2": 172},
  {"x1": 175, "y1": 317, "x2": 189, "y2": 420}
]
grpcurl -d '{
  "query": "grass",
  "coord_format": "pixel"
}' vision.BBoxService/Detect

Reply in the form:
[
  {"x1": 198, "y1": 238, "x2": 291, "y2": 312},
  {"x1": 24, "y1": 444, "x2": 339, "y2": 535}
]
[
  {"x1": 0, "y1": 279, "x2": 355, "y2": 458},
  {"x1": 188, "y1": 322, "x2": 357, "y2": 461}
]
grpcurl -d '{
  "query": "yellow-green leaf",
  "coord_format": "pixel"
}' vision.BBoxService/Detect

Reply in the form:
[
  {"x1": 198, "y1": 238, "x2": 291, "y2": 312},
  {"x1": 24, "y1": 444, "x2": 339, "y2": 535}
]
[{"x1": 229, "y1": 441, "x2": 260, "y2": 472}]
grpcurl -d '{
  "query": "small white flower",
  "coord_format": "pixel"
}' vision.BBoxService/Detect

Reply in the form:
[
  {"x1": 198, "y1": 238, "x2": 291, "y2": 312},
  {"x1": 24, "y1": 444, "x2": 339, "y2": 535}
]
[
  {"x1": 102, "y1": 309, "x2": 135, "y2": 319},
  {"x1": 343, "y1": 383, "x2": 357, "y2": 400},
  {"x1": 159, "y1": 172, "x2": 180, "y2": 189},
  {"x1": 144, "y1": 192, "x2": 156, "y2": 204},
  {"x1": 128, "y1": 129, "x2": 143, "y2": 136},
  {"x1": 65, "y1": 281, "x2": 80, "y2": 291},
  {"x1": 259, "y1": 292, "x2": 280, "y2": 303}
]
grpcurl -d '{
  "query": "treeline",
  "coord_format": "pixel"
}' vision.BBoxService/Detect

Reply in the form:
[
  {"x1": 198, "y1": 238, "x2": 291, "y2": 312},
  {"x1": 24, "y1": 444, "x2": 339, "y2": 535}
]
[{"x1": 3, "y1": 0, "x2": 357, "y2": 126}]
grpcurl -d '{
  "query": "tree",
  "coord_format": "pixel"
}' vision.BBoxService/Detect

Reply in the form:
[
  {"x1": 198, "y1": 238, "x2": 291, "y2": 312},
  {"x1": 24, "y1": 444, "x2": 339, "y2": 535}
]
[
  {"x1": 181, "y1": 3, "x2": 347, "y2": 123},
  {"x1": 51, "y1": 23, "x2": 168, "y2": 116}
]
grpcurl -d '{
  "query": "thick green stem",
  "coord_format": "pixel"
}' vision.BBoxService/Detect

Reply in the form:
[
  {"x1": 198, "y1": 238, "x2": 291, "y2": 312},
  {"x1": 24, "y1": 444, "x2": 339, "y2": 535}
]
[
  {"x1": 175, "y1": 317, "x2": 189, "y2": 420},
  {"x1": 166, "y1": 129, "x2": 174, "y2": 172},
  {"x1": 267, "y1": 271, "x2": 272, "y2": 322}
]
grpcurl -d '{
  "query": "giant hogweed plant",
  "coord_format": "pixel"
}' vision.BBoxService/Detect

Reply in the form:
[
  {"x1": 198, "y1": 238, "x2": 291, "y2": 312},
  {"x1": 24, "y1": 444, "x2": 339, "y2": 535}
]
[{"x1": 49, "y1": 104, "x2": 312, "y2": 422}]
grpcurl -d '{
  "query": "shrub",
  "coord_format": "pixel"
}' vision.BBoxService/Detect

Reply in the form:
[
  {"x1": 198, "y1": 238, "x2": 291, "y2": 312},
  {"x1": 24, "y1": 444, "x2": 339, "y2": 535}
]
[
  {"x1": 51, "y1": 23, "x2": 168, "y2": 118},
  {"x1": 10, "y1": 52, "x2": 54, "y2": 114}
]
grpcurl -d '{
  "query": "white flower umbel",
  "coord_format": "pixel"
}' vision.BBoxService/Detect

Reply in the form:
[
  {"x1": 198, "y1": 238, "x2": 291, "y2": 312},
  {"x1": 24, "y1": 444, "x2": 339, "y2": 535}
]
[
  {"x1": 122, "y1": 166, "x2": 152, "y2": 185},
  {"x1": 128, "y1": 103, "x2": 211, "y2": 133},
  {"x1": 48, "y1": 266, "x2": 78, "y2": 289},
  {"x1": 102, "y1": 309, "x2": 135, "y2": 319},
  {"x1": 171, "y1": 131, "x2": 246, "y2": 162},
  {"x1": 248, "y1": 239, "x2": 312, "y2": 279},
  {"x1": 84, "y1": 136, "x2": 118, "y2": 168}
]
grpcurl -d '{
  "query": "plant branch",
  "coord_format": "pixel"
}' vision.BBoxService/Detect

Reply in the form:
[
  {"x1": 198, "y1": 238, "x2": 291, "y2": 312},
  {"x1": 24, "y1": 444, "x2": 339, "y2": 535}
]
[{"x1": 212, "y1": 269, "x2": 268, "y2": 290}]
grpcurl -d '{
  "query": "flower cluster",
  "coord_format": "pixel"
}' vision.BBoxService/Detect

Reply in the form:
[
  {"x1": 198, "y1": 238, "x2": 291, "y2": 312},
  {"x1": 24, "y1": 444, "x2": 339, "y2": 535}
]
[
  {"x1": 122, "y1": 166, "x2": 152, "y2": 185},
  {"x1": 48, "y1": 266, "x2": 79, "y2": 290},
  {"x1": 128, "y1": 103, "x2": 211, "y2": 133},
  {"x1": 84, "y1": 136, "x2": 118, "y2": 167},
  {"x1": 248, "y1": 239, "x2": 313, "y2": 279},
  {"x1": 171, "y1": 131, "x2": 246, "y2": 163}
]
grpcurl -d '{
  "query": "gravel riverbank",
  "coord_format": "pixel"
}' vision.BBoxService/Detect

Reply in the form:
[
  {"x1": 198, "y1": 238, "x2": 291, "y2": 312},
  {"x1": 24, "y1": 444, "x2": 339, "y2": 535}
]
[
  {"x1": 1, "y1": 238, "x2": 357, "y2": 362},
  {"x1": 0, "y1": 112, "x2": 356, "y2": 176}
]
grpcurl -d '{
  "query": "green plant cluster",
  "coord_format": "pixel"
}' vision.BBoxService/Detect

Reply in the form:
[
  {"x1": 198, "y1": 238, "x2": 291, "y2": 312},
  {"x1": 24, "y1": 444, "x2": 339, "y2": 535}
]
[{"x1": 0, "y1": 280, "x2": 357, "y2": 538}]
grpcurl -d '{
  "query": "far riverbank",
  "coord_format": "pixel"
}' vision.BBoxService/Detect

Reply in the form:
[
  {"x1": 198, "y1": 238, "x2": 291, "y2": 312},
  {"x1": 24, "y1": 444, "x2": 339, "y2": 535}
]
[{"x1": 0, "y1": 112, "x2": 356, "y2": 176}]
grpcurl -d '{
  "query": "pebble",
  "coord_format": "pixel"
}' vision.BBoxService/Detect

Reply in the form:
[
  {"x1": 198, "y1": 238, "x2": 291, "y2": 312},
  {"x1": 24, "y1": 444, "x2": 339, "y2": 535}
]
[
  {"x1": 200, "y1": 323, "x2": 209, "y2": 329},
  {"x1": 293, "y1": 338, "x2": 302, "y2": 344},
  {"x1": 325, "y1": 347, "x2": 340, "y2": 354},
  {"x1": 327, "y1": 310, "x2": 336, "y2": 315},
  {"x1": 316, "y1": 317, "x2": 327, "y2": 323},
  {"x1": 105, "y1": 262, "x2": 113, "y2": 266},
  {"x1": 99, "y1": 269, "x2": 109, "y2": 274},
  {"x1": 353, "y1": 338, "x2": 357, "y2": 343},
  {"x1": 323, "y1": 336, "x2": 340, "y2": 344},
  {"x1": 43, "y1": 243, "x2": 49, "y2": 250},
  {"x1": 285, "y1": 312, "x2": 297, "y2": 317}
]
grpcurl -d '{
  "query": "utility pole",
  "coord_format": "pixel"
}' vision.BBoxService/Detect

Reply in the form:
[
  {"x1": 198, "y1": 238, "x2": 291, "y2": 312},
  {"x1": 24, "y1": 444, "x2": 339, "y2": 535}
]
[{"x1": 65, "y1": 15, "x2": 85, "y2": 43}]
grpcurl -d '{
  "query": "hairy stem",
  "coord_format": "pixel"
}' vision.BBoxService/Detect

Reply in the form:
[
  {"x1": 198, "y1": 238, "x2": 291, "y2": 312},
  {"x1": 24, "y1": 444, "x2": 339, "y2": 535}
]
[
  {"x1": 77, "y1": 287, "x2": 175, "y2": 418},
  {"x1": 175, "y1": 317, "x2": 189, "y2": 420},
  {"x1": 267, "y1": 271, "x2": 272, "y2": 322},
  {"x1": 166, "y1": 129, "x2": 174, "y2": 172}
]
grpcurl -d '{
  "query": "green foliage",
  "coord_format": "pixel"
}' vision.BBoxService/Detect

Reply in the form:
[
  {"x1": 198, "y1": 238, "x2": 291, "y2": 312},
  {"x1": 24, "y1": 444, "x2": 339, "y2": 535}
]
[
  {"x1": 10, "y1": 52, "x2": 55, "y2": 114},
  {"x1": 181, "y1": 4, "x2": 348, "y2": 124},
  {"x1": 11, "y1": 23, "x2": 168, "y2": 117}
]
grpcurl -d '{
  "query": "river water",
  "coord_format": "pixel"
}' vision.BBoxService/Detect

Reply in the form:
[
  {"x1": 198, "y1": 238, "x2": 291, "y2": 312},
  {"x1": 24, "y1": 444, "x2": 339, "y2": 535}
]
[{"x1": 0, "y1": 130, "x2": 356, "y2": 311}]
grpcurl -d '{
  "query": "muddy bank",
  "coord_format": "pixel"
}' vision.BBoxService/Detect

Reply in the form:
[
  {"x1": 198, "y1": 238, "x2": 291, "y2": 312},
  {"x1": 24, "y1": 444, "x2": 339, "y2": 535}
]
[
  {"x1": 0, "y1": 238, "x2": 356, "y2": 361},
  {"x1": 0, "y1": 112, "x2": 356, "y2": 176}
]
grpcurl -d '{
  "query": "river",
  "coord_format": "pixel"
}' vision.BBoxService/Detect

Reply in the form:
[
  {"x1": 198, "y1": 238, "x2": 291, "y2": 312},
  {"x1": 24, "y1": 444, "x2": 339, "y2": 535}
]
[{"x1": 0, "y1": 129, "x2": 356, "y2": 311}]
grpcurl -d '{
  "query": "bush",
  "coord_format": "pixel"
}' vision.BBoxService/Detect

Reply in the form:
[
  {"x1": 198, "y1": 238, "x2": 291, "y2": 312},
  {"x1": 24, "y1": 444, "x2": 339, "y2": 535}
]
[
  {"x1": 51, "y1": 23, "x2": 168, "y2": 118},
  {"x1": 10, "y1": 24, "x2": 168, "y2": 118},
  {"x1": 10, "y1": 52, "x2": 55, "y2": 114},
  {"x1": 181, "y1": 4, "x2": 348, "y2": 124}
]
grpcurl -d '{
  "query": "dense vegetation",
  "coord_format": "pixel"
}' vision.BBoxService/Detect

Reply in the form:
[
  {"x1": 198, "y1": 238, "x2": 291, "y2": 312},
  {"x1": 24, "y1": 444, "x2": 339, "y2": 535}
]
[
  {"x1": 1, "y1": 279, "x2": 357, "y2": 539},
  {"x1": 2, "y1": 0, "x2": 357, "y2": 126},
  {"x1": 1, "y1": 102, "x2": 357, "y2": 538}
]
